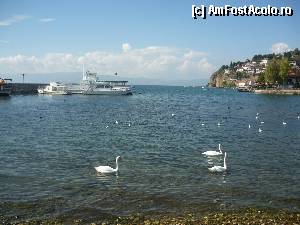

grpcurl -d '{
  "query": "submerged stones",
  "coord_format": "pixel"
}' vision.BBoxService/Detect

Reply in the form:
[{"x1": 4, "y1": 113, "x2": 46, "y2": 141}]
[{"x1": 6, "y1": 209, "x2": 300, "y2": 224}]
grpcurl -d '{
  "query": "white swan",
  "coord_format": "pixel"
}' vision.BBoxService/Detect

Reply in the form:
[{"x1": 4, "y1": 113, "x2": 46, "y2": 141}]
[
  {"x1": 248, "y1": 124, "x2": 251, "y2": 128},
  {"x1": 217, "y1": 122, "x2": 221, "y2": 126},
  {"x1": 258, "y1": 128, "x2": 263, "y2": 133},
  {"x1": 95, "y1": 156, "x2": 120, "y2": 174},
  {"x1": 115, "y1": 120, "x2": 119, "y2": 124},
  {"x1": 202, "y1": 144, "x2": 222, "y2": 156},
  {"x1": 208, "y1": 152, "x2": 227, "y2": 172},
  {"x1": 171, "y1": 113, "x2": 176, "y2": 117},
  {"x1": 282, "y1": 121, "x2": 287, "y2": 125}
]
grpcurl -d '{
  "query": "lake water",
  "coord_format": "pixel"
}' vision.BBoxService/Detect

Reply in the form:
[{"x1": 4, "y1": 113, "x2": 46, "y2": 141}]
[{"x1": 0, "y1": 86, "x2": 300, "y2": 222}]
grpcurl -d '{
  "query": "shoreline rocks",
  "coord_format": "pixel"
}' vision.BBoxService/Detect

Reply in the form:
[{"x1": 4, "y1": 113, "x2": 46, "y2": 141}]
[{"x1": 4, "y1": 208, "x2": 300, "y2": 225}]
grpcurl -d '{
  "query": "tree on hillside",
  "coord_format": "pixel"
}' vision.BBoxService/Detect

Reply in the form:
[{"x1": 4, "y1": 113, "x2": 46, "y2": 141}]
[
  {"x1": 279, "y1": 58, "x2": 290, "y2": 85},
  {"x1": 257, "y1": 73, "x2": 265, "y2": 83},
  {"x1": 264, "y1": 58, "x2": 290, "y2": 85},
  {"x1": 264, "y1": 59, "x2": 280, "y2": 84},
  {"x1": 283, "y1": 51, "x2": 292, "y2": 59},
  {"x1": 253, "y1": 54, "x2": 263, "y2": 61}
]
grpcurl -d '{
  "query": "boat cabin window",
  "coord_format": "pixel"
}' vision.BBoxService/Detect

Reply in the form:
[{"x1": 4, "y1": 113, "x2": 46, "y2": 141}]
[{"x1": 96, "y1": 84, "x2": 112, "y2": 88}]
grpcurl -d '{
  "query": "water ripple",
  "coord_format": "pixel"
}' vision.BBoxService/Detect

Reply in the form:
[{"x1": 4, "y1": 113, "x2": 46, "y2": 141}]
[{"x1": 0, "y1": 86, "x2": 300, "y2": 220}]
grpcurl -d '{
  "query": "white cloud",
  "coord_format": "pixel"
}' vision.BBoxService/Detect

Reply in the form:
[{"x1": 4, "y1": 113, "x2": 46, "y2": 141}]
[
  {"x1": 39, "y1": 18, "x2": 56, "y2": 23},
  {"x1": 0, "y1": 44, "x2": 214, "y2": 81},
  {"x1": 122, "y1": 43, "x2": 131, "y2": 52},
  {"x1": 271, "y1": 42, "x2": 290, "y2": 54},
  {"x1": 0, "y1": 15, "x2": 29, "y2": 26}
]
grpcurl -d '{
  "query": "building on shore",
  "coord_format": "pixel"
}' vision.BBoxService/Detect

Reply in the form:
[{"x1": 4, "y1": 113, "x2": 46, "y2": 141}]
[{"x1": 287, "y1": 66, "x2": 300, "y2": 88}]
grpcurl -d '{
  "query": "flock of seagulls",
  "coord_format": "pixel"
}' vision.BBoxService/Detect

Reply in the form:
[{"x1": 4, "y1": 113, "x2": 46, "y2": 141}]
[
  {"x1": 248, "y1": 112, "x2": 297, "y2": 133},
  {"x1": 105, "y1": 111, "x2": 297, "y2": 131}
]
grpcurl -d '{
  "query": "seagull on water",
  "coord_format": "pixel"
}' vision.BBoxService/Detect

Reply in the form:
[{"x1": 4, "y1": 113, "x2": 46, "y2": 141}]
[
  {"x1": 258, "y1": 128, "x2": 263, "y2": 133},
  {"x1": 115, "y1": 120, "x2": 119, "y2": 124},
  {"x1": 248, "y1": 124, "x2": 251, "y2": 128},
  {"x1": 171, "y1": 113, "x2": 176, "y2": 117},
  {"x1": 282, "y1": 121, "x2": 287, "y2": 125}
]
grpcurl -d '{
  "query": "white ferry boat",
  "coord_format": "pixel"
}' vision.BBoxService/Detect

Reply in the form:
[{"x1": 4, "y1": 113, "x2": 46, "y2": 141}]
[
  {"x1": 68, "y1": 70, "x2": 132, "y2": 95},
  {"x1": 38, "y1": 82, "x2": 71, "y2": 95}
]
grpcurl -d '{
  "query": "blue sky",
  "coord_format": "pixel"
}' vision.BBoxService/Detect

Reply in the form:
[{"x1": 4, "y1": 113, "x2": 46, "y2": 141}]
[{"x1": 0, "y1": 0, "x2": 299, "y2": 84}]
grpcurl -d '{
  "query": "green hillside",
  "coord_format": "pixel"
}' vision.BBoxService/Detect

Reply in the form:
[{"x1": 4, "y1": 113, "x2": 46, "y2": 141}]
[{"x1": 209, "y1": 48, "x2": 300, "y2": 87}]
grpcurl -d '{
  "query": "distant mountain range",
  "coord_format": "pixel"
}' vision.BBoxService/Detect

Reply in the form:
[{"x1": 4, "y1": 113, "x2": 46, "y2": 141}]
[{"x1": 8, "y1": 72, "x2": 208, "y2": 86}]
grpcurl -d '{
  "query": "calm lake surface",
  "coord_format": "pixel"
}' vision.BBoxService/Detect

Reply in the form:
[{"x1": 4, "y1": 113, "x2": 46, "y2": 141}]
[{"x1": 0, "y1": 86, "x2": 300, "y2": 221}]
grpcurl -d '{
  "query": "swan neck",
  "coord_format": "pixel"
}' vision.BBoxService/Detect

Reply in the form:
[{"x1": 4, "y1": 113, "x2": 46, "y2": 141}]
[
  {"x1": 219, "y1": 144, "x2": 222, "y2": 153},
  {"x1": 224, "y1": 154, "x2": 227, "y2": 169},
  {"x1": 115, "y1": 157, "x2": 119, "y2": 171}
]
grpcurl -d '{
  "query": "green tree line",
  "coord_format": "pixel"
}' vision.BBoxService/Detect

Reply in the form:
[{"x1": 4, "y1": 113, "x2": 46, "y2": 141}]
[
  {"x1": 253, "y1": 48, "x2": 300, "y2": 63},
  {"x1": 258, "y1": 58, "x2": 290, "y2": 85}
]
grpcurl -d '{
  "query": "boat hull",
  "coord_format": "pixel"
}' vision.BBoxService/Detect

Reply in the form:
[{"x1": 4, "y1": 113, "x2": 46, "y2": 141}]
[
  {"x1": 237, "y1": 87, "x2": 251, "y2": 92},
  {"x1": 38, "y1": 91, "x2": 71, "y2": 95},
  {"x1": 0, "y1": 85, "x2": 12, "y2": 96},
  {"x1": 66, "y1": 71, "x2": 133, "y2": 95},
  {"x1": 0, "y1": 92, "x2": 10, "y2": 96}
]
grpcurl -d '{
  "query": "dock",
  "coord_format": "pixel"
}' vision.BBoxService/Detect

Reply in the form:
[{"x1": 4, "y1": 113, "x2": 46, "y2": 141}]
[
  {"x1": 11, "y1": 83, "x2": 47, "y2": 95},
  {"x1": 254, "y1": 89, "x2": 300, "y2": 95}
]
